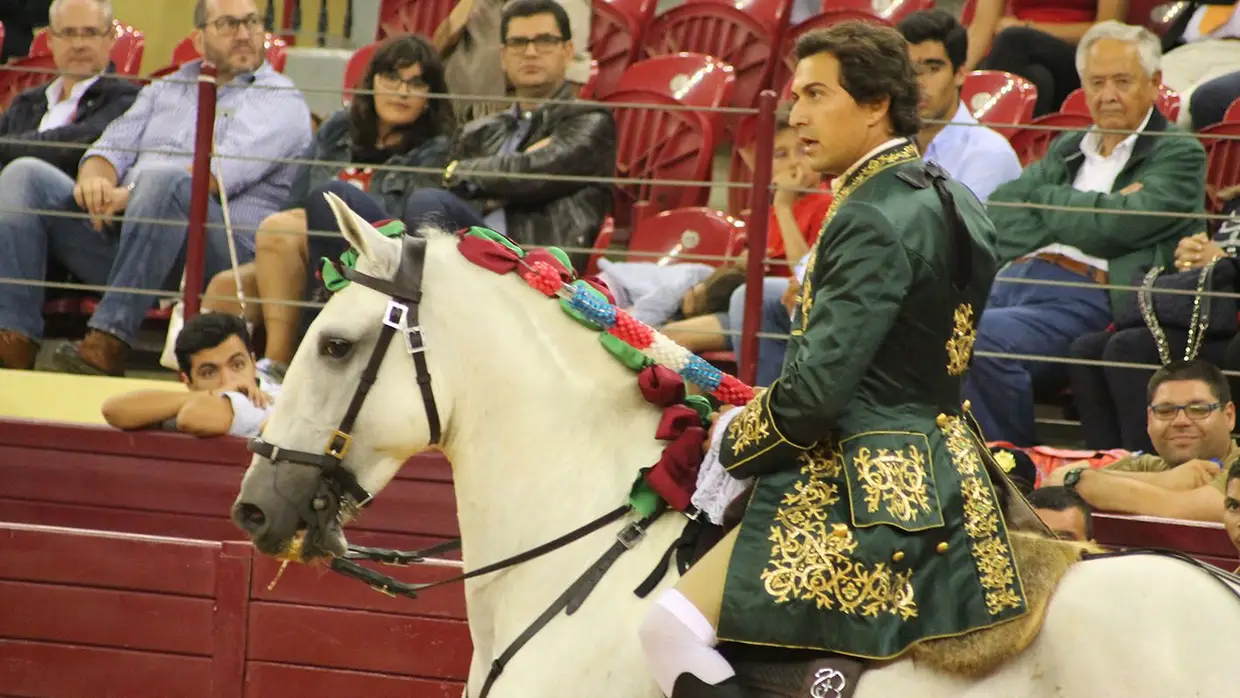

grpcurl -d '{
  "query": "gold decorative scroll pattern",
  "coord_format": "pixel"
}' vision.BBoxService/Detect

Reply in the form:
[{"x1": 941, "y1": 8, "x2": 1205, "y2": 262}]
[
  {"x1": 943, "y1": 417, "x2": 1024, "y2": 616},
  {"x1": 945, "y1": 303, "x2": 976, "y2": 376},
  {"x1": 852, "y1": 445, "x2": 932, "y2": 523},
  {"x1": 760, "y1": 443, "x2": 918, "y2": 620},
  {"x1": 797, "y1": 142, "x2": 920, "y2": 332},
  {"x1": 727, "y1": 391, "x2": 771, "y2": 457}
]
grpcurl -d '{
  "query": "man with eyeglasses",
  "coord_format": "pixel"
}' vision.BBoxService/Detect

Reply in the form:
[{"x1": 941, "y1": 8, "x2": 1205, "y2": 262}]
[
  {"x1": 0, "y1": 0, "x2": 138, "y2": 177},
  {"x1": 0, "y1": 0, "x2": 312, "y2": 375},
  {"x1": 1045, "y1": 359, "x2": 1238, "y2": 523}
]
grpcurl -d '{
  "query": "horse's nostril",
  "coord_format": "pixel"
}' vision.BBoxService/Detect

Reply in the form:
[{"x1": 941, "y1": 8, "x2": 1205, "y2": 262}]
[{"x1": 234, "y1": 503, "x2": 267, "y2": 534}]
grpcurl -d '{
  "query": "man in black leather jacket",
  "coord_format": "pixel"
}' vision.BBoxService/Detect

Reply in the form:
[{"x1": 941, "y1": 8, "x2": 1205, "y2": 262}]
[{"x1": 304, "y1": 0, "x2": 615, "y2": 273}]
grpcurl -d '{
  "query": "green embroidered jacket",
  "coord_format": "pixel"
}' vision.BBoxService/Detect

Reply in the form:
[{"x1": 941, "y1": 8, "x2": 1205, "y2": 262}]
[{"x1": 715, "y1": 141, "x2": 1030, "y2": 659}]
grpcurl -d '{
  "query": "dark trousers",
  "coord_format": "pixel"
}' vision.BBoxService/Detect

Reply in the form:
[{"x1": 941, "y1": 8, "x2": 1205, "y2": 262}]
[
  {"x1": 979, "y1": 26, "x2": 1081, "y2": 117},
  {"x1": 299, "y1": 183, "x2": 486, "y2": 336},
  {"x1": 1189, "y1": 69, "x2": 1240, "y2": 131},
  {"x1": 1070, "y1": 328, "x2": 1239, "y2": 451}
]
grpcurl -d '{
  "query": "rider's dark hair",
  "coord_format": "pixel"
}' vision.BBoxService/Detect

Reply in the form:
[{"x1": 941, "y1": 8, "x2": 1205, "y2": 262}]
[
  {"x1": 1027, "y1": 486, "x2": 1094, "y2": 540},
  {"x1": 897, "y1": 9, "x2": 968, "y2": 72},
  {"x1": 1147, "y1": 359, "x2": 1231, "y2": 405},
  {"x1": 794, "y1": 21, "x2": 922, "y2": 138},
  {"x1": 174, "y1": 312, "x2": 254, "y2": 375},
  {"x1": 349, "y1": 34, "x2": 454, "y2": 163},
  {"x1": 501, "y1": 0, "x2": 572, "y2": 42}
]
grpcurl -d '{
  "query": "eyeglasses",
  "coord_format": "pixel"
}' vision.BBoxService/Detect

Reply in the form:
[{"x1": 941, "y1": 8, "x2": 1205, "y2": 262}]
[
  {"x1": 1148, "y1": 401, "x2": 1223, "y2": 421},
  {"x1": 374, "y1": 72, "x2": 429, "y2": 94},
  {"x1": 50, "y1": 26, "x2": 111, "y2": 40},
  {"x1": 504, "y1": 34, "x2": 565, "y2": 53},
  {"x1": 203, "y1": 14, "x2": 263, "y2": 35}
]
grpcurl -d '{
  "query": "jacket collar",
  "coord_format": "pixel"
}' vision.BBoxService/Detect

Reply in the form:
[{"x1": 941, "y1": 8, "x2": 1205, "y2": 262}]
[{"x1": 1060, "y1": 106, "x2": 1169, "y2": 172}]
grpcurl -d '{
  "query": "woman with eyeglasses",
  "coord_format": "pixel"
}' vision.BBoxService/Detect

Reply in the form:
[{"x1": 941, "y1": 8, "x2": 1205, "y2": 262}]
[{"x1": 203, "y1": 34, "x2": 454, "y2": 380}]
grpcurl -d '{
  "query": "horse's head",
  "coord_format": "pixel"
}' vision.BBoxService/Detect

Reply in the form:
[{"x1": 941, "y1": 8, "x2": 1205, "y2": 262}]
[{"x1": 231, "y1": 192, "x2": 451, "y2": 561}]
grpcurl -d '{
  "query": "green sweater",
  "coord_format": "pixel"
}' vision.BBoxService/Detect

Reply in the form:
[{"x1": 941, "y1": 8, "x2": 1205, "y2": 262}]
[{"x1": 987, "y1": 109, "x2": 1207, "y2": 320}]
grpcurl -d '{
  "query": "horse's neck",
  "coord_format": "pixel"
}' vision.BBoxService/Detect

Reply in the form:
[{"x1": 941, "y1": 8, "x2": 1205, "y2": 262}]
[{"x1": 430, "y1": 254, "x2": 668, "y2": 572}]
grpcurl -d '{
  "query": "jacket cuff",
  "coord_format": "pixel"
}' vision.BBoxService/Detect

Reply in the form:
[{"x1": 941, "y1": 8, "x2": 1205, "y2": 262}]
[{"x1": 719, "y1": 384, "x2": 812, "y2": 477}]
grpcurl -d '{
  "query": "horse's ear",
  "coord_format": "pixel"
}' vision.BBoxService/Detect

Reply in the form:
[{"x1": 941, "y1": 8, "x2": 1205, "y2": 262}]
[{"x1": 322, "y1": 191, "x2": 399, "y2": 274}]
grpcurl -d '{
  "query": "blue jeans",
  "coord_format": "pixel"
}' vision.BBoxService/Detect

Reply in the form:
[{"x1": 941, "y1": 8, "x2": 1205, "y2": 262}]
[
  {"x1": 727, "y1": 277, "x2": 793, "y2": 387},
  {"x1": 1189, "y1": 69, "x2": 1240, "y2": 131},
  {"x1": 0, "y1": 158, "x2": 241, "y2": 344},
  {"x1": 962, "y1": 259, "x2": 1112, "y2": 446}
]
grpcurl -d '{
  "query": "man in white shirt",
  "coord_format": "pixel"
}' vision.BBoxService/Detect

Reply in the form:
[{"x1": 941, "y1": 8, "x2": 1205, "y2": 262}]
[
  {"x1": 1160, "y1": 0, "x2": 1240, "y2": 119},
  {"x1": 963, "y1": 21, "x2": 1207, "y2": 446},
  {"x1": 0, "y1": 0, "x2": 138, "y2": 178},
  {"x1": 899, "y1": 9, "x2": 1023, "y2": 202},
  {"x1": 101, "y1": 313, "x2": 279, "y2": 439}
]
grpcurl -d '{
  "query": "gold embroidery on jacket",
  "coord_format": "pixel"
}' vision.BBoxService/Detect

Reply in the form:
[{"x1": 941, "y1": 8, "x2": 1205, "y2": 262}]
[
  {"x1": 945, "y1": 303, "x2": 977, "y2": 376},
  {"x1": 943, "y1": 417, "x2": 1025, "y2": 616},
  {"x1": 799, "y1": 142, "x2": 919, "y2": 332},
  {"x1": 727, "y1": 392, "x2": 771, "y2": 457},
  {"x1": 761, "y1": 443, "x2": 919, "y2": 620},
  {"x1": 851, "y1": 445, "x2": 932, "y2": 523}
]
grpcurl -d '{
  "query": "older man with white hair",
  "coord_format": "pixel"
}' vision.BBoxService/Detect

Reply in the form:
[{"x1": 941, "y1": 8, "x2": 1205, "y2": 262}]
[{"x1": 962, "y1": 20, "x2": 1207, "y2": 447}]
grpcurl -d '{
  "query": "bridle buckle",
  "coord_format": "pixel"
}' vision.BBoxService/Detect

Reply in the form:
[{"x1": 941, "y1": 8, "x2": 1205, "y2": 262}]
[
  {"x1": 325, "y1": 430, "x2": 353, "y2": 460},
  {"x1": 383, "y1": 298, "x2": 427, "y2": 355}
]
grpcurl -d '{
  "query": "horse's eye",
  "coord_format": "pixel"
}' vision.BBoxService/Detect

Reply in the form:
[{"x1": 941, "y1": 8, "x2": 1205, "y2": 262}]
[{"x1": 320, "y1": 337, "x2": 353, "y2": 359}]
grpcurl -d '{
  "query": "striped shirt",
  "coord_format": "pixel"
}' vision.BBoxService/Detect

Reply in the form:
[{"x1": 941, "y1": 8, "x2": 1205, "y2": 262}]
[{"x1": 83, "y1": 60, "x2": 312, "y2": 248}]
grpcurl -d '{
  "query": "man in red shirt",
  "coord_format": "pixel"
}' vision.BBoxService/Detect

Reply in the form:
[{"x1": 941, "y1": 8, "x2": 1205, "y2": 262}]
[{"x1": 663, "y1": 112, "x2": 833, "y2": 386}]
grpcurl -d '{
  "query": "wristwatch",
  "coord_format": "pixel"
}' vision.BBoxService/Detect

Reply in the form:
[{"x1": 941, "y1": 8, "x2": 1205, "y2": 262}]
[{"x1": 1062, "y1": 467, "x2": 1085, "y2": 491}]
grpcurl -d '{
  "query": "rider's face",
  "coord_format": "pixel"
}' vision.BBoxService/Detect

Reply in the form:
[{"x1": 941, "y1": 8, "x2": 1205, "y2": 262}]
[{"x1": 788, "y1": 51, "x2": 891, "y2": 176}]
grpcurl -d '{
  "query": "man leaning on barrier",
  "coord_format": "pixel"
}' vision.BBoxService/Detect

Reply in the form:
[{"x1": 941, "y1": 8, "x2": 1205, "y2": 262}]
[
  {"x1": 962, "y1": 20, "x2": 1207, "y2": 447},
  {"x1": 0, "y1": 0, "x2": 138, "y2": 177},
  {"x1": 0, "y1": 0, "x2": 312, "y2": 375}
]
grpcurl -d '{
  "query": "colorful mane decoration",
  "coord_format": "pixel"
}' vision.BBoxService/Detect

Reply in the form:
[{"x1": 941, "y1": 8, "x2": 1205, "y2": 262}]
[{"x1": 321, "y1": 223, "x2": 758, "y2": 516}]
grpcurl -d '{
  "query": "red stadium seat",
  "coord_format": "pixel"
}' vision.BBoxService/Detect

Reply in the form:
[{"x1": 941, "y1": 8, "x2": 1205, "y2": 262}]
[
  {"x1": 378, "y1": 0, "x2": 454, "y2": 39},
  {"x1": 579, "y1": 60, "x2": 601, "y2": 99},
  {"x1": 628, "y1": 207, "x2": 746, "y2": 266},
  {"x1": 0, "y1": 55, "x2": 57, "y2": 111},
  {"x1": 31, "y1": 21, "x2": 145, "y2": 76},
  {"x1": 603, "y1": 54, "x2": 735, "y2": 228},
  {"x1": 1199, "y1": 121, "x2": 1240, "y2": 213},
  {"x1": 586, "y1": 216, "x2": 616, "y2": 276},
  {"x1": 642, "y1": 1, "x2": 780, "y2": 115},
  {"x1": 1225, "y1": 97, "x2": 1240, "y2": 124},
  {"x1": 342, "y1": 41, "x2": 380, "y2": 106},
  {"x1": 822, "y1": 0, "x2": 933, "y2": 23},
  {"x1": 961, "y1": 70, "x2": 1037, "y2": 137},
  {"x1": 591, "y1": 0, "x2": 658, "y2": 100},
  {"x1": 685, "y1": 0, "x2": 791, "y2": 40},
  {"x1": 1007, "y1": 112, "x2": 1093, "y2": 166}
]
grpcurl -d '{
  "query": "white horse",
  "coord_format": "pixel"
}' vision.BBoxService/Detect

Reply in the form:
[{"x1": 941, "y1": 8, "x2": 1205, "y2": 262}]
[{"x1": 233, "y1": 195, "x2": 1240, "y2": 698}]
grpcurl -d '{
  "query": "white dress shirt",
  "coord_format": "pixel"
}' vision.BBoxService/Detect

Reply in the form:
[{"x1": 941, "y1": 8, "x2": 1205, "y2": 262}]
[{"x1": 39, "y1": 75, "x2": 100, "y2": 132}]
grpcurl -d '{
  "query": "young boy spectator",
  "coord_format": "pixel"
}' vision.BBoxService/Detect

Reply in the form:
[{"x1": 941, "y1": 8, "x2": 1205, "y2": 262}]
[
  {"x1": 596, "y1": 262, "x2": 746, "y2": 329},
  {"x1": 660, "y1": 113, "x2": 832, "y2": 380},
  {"x1": 101, "y1": 313, "x2": 277, "y2": 438},
  {"x1": 1028, "y1": 486, "x2": 1094, "y2": 541}
]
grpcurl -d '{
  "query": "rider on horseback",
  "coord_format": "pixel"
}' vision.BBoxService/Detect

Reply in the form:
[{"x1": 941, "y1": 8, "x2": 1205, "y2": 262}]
[{"x1": 638, "y1": 21, "x2": 1028, "y2": 698}]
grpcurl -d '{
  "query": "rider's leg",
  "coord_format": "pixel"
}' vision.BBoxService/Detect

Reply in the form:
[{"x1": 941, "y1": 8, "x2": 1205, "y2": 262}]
[{"x1": 639, "y1": 527, "x2": 744, "y2": 697}]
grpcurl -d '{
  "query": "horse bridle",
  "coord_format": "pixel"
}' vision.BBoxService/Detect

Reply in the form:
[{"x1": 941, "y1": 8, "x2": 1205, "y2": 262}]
[{"x1": 248, "y1": 232, "x2": 442, "y2": 508}]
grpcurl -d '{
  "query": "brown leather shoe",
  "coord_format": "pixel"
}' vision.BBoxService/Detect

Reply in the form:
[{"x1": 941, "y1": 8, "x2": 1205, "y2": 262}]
[
  {"x1": 0, "y1": 330, "x2": 36, "y2": 370},
  {"x1": 48, "y1": 330, "x2": 129, "y2": 376}
]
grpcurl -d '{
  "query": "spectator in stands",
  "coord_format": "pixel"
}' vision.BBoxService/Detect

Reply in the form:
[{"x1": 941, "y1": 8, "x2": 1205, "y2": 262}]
[
  {"x1": 0, "y1": 0, "x2": 51, "y2": 61},
  {"x1": 899, "y1": 9, "x2": 1023, "y2": 202},
  {"x1": 304, "y1": 0, "x2": 615, "y2": 276},
  {"x1": 964, "y1": 21, "x2": 1206, "y2": 446},
  {"x1": 101, "y1": 313, "x2": 277, "y2": 438},
  {"x1": 1069, "y1": 228, "x2": 1239, "y2": 452},
  {"x1": 0, "y1": 0, "x2": 138, "y2": 177},
  {"x1": 434, "y1": 0, "x2": 593, "y2": 120},
  {"x1": 966, "y1": 0, "x2": 1122, "y2": 116},
  {"x1": 1027, "y1": 485, "x2": 1094, "y2": 540},
  {"x1": 1224, "y1": 460, "x2": 1240, "y2": 561},
  {"x1": 1046, "y1": 360, "x2": 1236, "y2": 522},
  {"x1": 1160, "y1": 1, "x2": 1240, "y2": 103},
  {"x1": 1184, "y1": 68, "x2": 1240, "y2": 131},
  {"x1": 201, "y1": 34, "x2": 454, "y2": 377},
  {"x1": 596, "y1": 263, "x2": 746, "y2": 329},
  {"x1": 0, "y1": 0, "x2": 312, "y2": 375},
  {"x1": 659, "y1": 113, "x2": 832, "y2": 386}
]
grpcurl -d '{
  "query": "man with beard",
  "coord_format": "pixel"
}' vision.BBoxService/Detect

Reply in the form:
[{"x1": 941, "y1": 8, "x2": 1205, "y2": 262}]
[
  {"x1": 636, "y1": 21, "x2": 1029, "y2": 698},
  {"x1": 0, "y1": 0, "x2": 312, "y2": 376}
]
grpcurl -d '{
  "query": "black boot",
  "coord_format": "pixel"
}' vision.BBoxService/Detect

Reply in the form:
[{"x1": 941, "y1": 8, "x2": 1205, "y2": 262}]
[{"x1": 670, "y1": 674, "x2": 746, "y2": 698}]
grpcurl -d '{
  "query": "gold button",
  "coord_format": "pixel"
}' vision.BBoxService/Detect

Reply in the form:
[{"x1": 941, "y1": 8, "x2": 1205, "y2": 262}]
[
  {"x1": 936, "y1": 542, "x2": 950, "y2": 553},
  {"x1": 936, "y1": 413, "x2": 948, "y2": 428},
  {"x1": 962, "y1": 399, "x2": 972, "y2": 412},
  {"x1": 892, "y1": 551, "x2": 905, "y2": 562},
  {"x1": 832, "y1": 523, "x2": 849, "y2": 538}
]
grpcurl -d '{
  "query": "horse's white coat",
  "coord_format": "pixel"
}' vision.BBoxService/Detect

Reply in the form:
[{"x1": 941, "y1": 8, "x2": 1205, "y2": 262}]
[{"x1": 260, "y1": 194, "x2": 1240, "y2": 698}]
